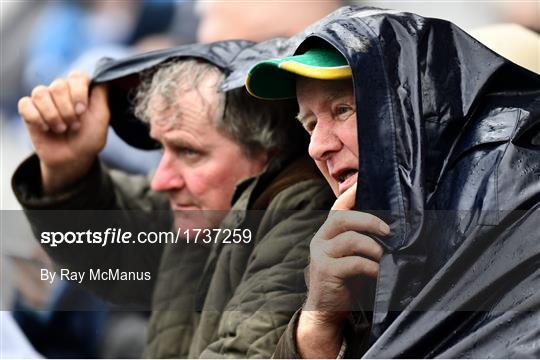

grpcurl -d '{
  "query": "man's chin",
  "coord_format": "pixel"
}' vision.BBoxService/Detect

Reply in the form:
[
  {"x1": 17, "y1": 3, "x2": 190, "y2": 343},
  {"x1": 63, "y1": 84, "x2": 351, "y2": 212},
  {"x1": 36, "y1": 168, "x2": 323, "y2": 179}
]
[{"x1": 172, "y1": 210, "x2": 227, "y2": 232}]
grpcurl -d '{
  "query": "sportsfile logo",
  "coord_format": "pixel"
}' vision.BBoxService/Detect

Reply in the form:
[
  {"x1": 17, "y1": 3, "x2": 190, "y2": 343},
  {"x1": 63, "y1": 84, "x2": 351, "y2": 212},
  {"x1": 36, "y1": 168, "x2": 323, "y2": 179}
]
[{"x1": 40, "y1": 228, "x2": 253, "y2": 247}]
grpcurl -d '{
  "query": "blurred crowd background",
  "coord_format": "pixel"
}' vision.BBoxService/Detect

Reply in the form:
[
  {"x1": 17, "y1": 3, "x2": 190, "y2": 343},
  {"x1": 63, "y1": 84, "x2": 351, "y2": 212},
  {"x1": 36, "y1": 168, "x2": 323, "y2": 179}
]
[{"x1": 1, "y1": 0, "x2": 538, "y2": 358}]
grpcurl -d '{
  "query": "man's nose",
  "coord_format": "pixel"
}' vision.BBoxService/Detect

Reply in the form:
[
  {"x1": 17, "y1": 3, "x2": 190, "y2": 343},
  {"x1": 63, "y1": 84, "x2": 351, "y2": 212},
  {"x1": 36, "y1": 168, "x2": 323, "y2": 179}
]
[
  {"x1": 308, "y1": 120, "x2": 342, "y2": 161},
  {"x1": 151, "y1": 151, "x2": 185, "y2": 192}
]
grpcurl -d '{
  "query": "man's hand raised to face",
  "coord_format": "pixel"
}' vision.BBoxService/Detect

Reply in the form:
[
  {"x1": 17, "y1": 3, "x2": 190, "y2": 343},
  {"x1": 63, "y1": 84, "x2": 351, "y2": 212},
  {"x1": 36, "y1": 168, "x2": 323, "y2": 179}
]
[
  {"x1": 296, "y1": 184, "x2": 388, "y2": 358},
  {"x1": 17, "y1": 71, "x2": 110, "y2": 195}
]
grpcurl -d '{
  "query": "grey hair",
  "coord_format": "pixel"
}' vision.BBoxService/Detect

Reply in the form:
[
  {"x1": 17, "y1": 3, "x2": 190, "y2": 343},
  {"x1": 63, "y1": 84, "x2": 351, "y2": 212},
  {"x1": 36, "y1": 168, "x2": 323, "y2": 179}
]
[
  {"x1": 133, "y1": 59, "x2": 303, "y2": 159},
  {"x1": 133, "y1": 59, "x2": 223, "y2": 131}
]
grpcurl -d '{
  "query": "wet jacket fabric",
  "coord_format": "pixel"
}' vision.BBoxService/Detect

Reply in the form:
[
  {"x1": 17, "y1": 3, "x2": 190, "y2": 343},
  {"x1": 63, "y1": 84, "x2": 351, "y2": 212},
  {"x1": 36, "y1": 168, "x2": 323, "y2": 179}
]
[
  {"x1": 12, "y1": 40, "x2": 335, "y2": 358},
  {"x1": 273, "y1": 6, "x2": 540, "y2": 358}
]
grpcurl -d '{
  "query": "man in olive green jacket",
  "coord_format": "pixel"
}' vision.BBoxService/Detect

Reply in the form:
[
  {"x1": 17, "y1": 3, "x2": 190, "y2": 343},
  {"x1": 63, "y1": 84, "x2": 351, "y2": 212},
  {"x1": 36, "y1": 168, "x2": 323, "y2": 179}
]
[
  {"x1": 13, "y1": 43, "x2": 334, "y2": 358},
  {"x1": 13, "y1": 151, "x2": 332, "y2": 358}
]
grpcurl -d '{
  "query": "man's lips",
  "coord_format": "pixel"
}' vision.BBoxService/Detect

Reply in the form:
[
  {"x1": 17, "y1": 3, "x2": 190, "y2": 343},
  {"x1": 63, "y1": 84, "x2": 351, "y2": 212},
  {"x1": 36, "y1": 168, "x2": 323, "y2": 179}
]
[
  {"x1": 335, "y1": 170, "x2": 358, "y2": 195},
  {"x1": 332, "y1": 168, "x2": 357, "y2": 183}
]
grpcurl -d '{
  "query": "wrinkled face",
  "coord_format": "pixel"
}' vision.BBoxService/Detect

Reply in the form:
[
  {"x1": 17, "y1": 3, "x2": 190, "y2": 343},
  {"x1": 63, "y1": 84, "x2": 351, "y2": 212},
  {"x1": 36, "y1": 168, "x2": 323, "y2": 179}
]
[
  {"x1": 296, "y1": 78, "x2": 358, "y2": 196},
  {"x1": 149, "y1": 73, "x2": 266, "y2": 230}
]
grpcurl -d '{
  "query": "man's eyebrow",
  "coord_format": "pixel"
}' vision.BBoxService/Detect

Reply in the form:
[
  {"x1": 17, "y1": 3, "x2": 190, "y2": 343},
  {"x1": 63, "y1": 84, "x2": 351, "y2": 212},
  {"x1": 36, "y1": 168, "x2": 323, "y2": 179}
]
[
  {"x1": 164, "y1": 136, "x2": 191, "y2": 148},
  {"x1": 295, "y1": 111, "x2": 311, "y2": 125},
  {"x1": 324, "y1": 91, "x2": 349, "y2": 104}
]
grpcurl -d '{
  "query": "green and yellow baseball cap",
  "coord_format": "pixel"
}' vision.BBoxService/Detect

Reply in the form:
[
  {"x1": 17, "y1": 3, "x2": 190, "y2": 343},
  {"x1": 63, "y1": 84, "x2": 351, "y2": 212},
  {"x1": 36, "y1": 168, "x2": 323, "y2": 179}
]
[{"x1": 246, "y1": 47, "x2": 351, "y2": 100}]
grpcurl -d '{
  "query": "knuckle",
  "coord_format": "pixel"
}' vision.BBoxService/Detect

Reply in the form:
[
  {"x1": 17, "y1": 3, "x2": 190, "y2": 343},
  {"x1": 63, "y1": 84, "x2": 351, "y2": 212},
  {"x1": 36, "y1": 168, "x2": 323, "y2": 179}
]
[
  {"x1": 49, "y1": 79, "x2": 68, "y2": 95},
  {"x1": 31, "y1": 85, "x2": 48, "y2": 100},
  {"x1": 317, "y1": 221, "x2": 330, "y2": 238},
  {"x1": 360, "y1": 260, "x2": 378, "y2": 277},
  {"x1": 333, "y1": 212, "x2": 347, "y2": 231},
  {"x1": 17, "y1": 97, "x2": 30, "y2": 113},
  {"x1": 321, "y1": 241, "x2": 335, "y2": 258},
  {"x1": 354, "y1": 259, "x2": 369, "y2": 274},
  {"x1": 69, "y1": 70, "x2": 90, "y2": 87},
  {"x1": 68, "y1": 69, "x2": 87, "y2": 79},
  {"x1": 309, "y1": 236, "x2": 321, "y2": 250},
  {"x1": 69, "y1": 84, "x2": 88, "y2": 102}
]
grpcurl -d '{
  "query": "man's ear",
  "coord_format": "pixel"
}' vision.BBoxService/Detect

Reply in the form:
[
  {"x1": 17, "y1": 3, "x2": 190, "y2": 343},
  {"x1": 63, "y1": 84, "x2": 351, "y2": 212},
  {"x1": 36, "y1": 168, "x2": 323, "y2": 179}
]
[{"x1": 250, "y1": 150, "x2": 270, "y2": 174}]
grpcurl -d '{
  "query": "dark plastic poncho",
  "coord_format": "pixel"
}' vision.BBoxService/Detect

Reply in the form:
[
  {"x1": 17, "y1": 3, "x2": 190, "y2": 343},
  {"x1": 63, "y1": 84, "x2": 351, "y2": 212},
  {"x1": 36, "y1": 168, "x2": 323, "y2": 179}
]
[{"x1": 289, "y1": 6, "x2": 540, "y2": 358}]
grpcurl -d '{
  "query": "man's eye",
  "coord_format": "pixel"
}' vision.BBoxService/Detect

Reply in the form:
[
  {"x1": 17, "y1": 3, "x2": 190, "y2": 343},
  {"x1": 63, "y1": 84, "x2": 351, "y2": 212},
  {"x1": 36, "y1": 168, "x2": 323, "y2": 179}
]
[
  {"x1": 335, "y1": 105, "x2": 354, "y2": 118},
  {"x1": 303, "y1": 120, "x2": 316, "y2": 134},
  {"x1": 177, "y1": 147, "x2": 199, "y2": 157}
]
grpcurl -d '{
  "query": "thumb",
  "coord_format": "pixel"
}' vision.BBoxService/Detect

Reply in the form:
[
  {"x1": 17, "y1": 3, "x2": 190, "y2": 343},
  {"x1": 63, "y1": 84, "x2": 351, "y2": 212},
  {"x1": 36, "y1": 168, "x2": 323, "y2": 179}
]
[
  {"x1": 331, "y1": 182, "x2": 357, "y2": 210},
  {"x1": 87, "y1": 84, "x2": 110, "y2": 126}
]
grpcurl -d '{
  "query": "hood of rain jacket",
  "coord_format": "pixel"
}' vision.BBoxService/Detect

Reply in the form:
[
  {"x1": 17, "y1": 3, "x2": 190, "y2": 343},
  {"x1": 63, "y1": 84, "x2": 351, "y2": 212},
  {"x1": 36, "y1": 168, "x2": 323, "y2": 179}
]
[{"x1": 287, "y1": 6, "x2": 540, "y2": 357}]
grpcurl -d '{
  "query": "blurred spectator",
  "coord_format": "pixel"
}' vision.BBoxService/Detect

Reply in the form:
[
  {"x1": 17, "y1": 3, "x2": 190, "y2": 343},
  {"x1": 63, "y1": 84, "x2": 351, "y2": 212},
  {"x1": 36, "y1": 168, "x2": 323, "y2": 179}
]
[
  {"x1": 461, "y1": 2, "x2": 538, "y2": 75},
  {"x1": 0, "y1": 311, "x2": 42, "y2": 358},
  {"x1": 13, "y1": 282, "x2": 109, "y2": 358},
  {"x1": 7, "y1": 1, "x2": 196, "y2": 357},
  {"x1": 22, "y1": 1, "x2": 141, "y2": 93},
  {"x1": 469, "y1": 24, "x2": 539, "y2": 74},
  {"x1": 0, "y1": 1, "x2": 46, "y2": 118},
  {"x1": 10, "y1": 246, "x2": 108, "y2": 358},
  {"x1": 136, "y1": 1, "x2": 198, "y2": 48},
  {"x1": 10, "y1": 244, "x2": 149, "y2": 358},
  {"x1": 498, "y1": 1, "x2": 539, "y2": 33},
  {"x1": 196, "y1": 0, "x2": 350, "y2": 42},
  {"x1": 22, "y1": 1, "x2": 181, "y2": 90}
]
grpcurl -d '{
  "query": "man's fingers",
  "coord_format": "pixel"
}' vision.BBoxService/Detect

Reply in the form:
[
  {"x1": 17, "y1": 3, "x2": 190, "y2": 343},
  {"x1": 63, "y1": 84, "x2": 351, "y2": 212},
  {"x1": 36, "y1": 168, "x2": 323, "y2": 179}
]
[
  {"x1": 319, "y1": 210, "x2": 390, "y2": 240},
  {"x1": 331, "y1": 182, "x2": 357, "y2": 210},
  {"x1": 323, "y1": 231, "x2": 383, "y2": 261},
  {"x1": 330, "y1": 256, "x2": 379, "y2": 279},
  {"x1": 31, "y1": 86, "x2": 67, "y2": 133},
  {"x1": 49, "y1": 79, "x2": 77, "y2": 127},
  {"x1": 18, "y1": 97, "x2": 49, "y2": 131},
  {"x1": 67, "y1": 70, "x2": 90, "y2": 115}
]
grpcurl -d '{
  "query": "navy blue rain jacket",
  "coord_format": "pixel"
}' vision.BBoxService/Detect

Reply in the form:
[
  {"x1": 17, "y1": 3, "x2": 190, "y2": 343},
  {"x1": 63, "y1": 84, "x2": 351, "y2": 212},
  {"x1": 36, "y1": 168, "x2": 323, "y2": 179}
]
[{"x1": 288, "y1": 6, "x2": 540, "y2": 358}]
